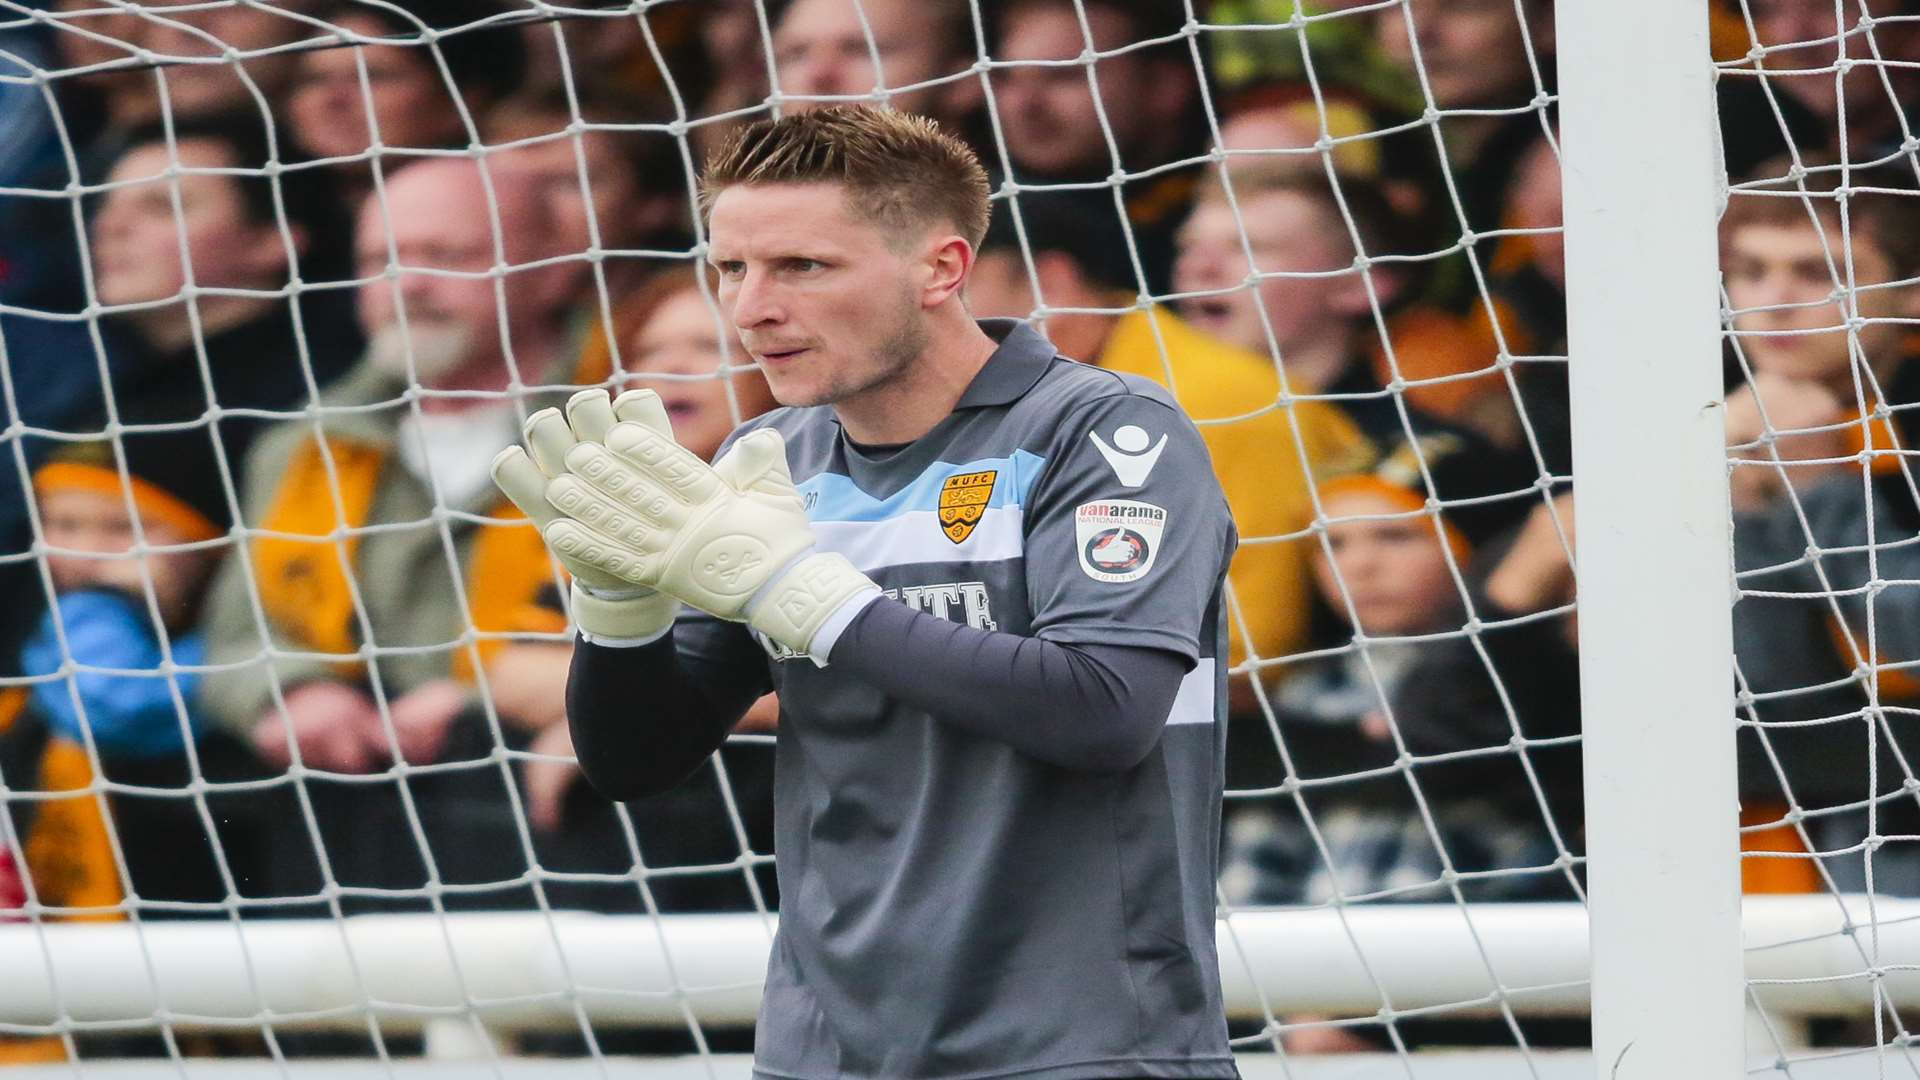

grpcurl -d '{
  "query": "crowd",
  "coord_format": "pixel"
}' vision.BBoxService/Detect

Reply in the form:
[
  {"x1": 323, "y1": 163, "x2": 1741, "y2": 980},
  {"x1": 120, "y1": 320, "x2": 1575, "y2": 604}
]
[{"x1": 0, "y1": 0, "x2": 1916, "y2": 1058}]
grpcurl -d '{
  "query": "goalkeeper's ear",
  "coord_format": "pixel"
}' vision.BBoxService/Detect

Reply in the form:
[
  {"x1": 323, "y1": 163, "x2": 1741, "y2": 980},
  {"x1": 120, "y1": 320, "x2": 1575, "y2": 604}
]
[{"x1": 711, "y1": 429, "x2": 794, "y2": 497}]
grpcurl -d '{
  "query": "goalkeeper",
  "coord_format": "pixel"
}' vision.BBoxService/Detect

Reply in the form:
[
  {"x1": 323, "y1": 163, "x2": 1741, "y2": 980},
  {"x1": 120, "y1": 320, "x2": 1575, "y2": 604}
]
[{"x1": 494, "y1": 108, "x2": 1238, "y2": 1080}]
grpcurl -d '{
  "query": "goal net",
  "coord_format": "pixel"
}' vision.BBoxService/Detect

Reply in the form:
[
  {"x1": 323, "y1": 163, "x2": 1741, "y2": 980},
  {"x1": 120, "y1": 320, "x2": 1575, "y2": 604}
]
[{"x1": 0, "y1": 0, "x2": 1913, "y2": 1074}]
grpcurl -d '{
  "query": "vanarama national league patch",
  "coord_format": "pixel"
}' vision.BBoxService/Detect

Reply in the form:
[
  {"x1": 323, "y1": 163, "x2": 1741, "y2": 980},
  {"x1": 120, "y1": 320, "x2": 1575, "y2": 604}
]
[{"x1": 1075, "y1": 500, "x2": 1167, "y2": 583}]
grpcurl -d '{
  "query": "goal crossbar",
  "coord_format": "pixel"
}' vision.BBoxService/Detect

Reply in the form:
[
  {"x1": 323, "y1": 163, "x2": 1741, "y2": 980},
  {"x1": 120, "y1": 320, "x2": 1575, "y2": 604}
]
[{"x1": 0, "y1": 897, "x2": 1907, "y2": 1034}]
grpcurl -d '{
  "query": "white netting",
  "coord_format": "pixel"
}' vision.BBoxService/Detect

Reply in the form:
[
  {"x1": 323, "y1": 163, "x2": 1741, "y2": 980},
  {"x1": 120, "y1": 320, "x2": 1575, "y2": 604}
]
[
  {"x1": 0, "y1": 0, "x2": 1910, "y2": 1074},
  {"x1": 1719, "y1": 0, "x2": 1920, "y2": 1073}
]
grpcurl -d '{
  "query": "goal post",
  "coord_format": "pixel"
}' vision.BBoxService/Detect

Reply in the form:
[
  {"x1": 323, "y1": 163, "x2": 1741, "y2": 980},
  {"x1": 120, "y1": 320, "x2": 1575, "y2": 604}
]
[{"x1": 1557, "y1": 0, "x2": 1747, "y2": 1075}]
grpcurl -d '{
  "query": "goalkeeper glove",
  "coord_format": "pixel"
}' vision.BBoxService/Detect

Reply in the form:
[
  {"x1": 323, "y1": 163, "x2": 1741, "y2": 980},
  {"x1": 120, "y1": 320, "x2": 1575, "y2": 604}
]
[
  {"x1": 492, "y1": 389, "x2": 682, "y2": 643},
  {"x1": 506, "y1": 388, "x2": 879, "y2": 658}
]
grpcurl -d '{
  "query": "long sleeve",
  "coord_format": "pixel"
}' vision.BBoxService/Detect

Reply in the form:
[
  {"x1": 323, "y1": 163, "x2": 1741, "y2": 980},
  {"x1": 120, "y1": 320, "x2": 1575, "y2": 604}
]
[
  {"x1": 564, "y1": 612, "x2": 772, "y2": 800},
  {"x1": 827, "y1": 598, "x2": 1190, "y2": 773}
]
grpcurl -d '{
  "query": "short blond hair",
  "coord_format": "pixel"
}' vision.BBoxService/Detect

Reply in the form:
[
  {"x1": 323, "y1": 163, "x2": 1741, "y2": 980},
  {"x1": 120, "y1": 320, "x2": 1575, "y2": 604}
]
[{"x1": 700, "y1": 106, "x2": 991, "y2": 249}]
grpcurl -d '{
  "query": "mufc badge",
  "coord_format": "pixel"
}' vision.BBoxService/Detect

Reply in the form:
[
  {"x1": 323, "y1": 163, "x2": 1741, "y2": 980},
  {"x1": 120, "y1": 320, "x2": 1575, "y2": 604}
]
[
  {"x1": 1075, "y1": 499, "x2": 1168, "y2": 583},
  {"x1": 938, "y1": 469, "x2": 997, "y2": 544}
]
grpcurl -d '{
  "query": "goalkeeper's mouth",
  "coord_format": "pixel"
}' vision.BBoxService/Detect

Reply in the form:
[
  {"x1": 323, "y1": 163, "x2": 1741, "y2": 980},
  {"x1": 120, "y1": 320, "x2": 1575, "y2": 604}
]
[{"x1": 755, "y1": 347, "x2": 811, "y2": 366}]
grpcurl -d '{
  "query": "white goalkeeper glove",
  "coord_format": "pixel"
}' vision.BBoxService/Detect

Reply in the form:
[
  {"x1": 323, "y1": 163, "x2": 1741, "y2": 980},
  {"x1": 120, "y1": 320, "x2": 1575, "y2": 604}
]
[
  {"x1": 503, "y1": 387, "x2": 879, "y2": 658},
  {"x1": 492, "y1": 389, "x2": 682, "y2": 643}
]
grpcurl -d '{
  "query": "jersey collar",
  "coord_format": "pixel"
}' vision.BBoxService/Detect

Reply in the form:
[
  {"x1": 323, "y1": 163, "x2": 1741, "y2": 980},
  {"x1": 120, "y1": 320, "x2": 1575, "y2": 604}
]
[{"x1": 954, "y1": 319, "x2": 1056, "y2": 410}]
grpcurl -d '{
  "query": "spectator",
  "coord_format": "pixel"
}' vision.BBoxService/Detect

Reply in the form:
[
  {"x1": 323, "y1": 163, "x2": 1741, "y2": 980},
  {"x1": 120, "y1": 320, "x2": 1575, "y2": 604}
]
[
  {"x1": 195, "y1": 159, "x2": 578, "y2": 913},
  {"x1": 135, "y1": 0, "x2": 311, "y2": 121},
  {"x1": 286, "y1": 0, "x2": 526, "y2": 204},
  {"x1": 1719, "y1": 170, "x2": 1920, "y2": 893},
  {"x1": 10, "y1": 431, "x2": 264, "y2": 919},
  {"x1": 684, "y1": 0, "x2": 778, "y2": 161},
  {"x1": 1215, "y1": 83, "x2": 1444, "y2": 228},
  {"x1": 1209, "y1": 93, "x2": 1542, "y2": 456},
  {"x1": 1736, "y1": 0, "x2": 1920, "y2": 165},
  {"x1": 1, "y1": 114, "x2": 361, "y2": 698},
  {"x1": 1220, "y1": 433, "x2": 1575, "y2": 1049},
  {"x1": 772, "y1": 0, "x2": 983, "y2": 132},
  {"x1": 529, "y1": 272, "x2": 783, "y2": 914},
  {"x1": 1371, "y1": 0, "x2": 1553, "y2": 236},
  {"x1": 1174, "y1": 164, "x2": 1479, "y2": 444},
  {"x1": 967, "y1": 190, "x2": 1372, "y2": 709},
  {"x1": 486, "y1": 89, "x2": 694, "y2": 339},
  {"x1": 513, "y1": 6, "x2": 664, "y2": 113},
  {"x1": 1228, "y1": 440, "x2": 1574, "y2": 1053},
  {"x1": 1484, "y1": 129, "x2": 1571, "y2": 473},
  {"x1": 989, "y1": 0, "x2": 1206, "y2": 293},
  {"x1": 86, "y1": 116, "x2": 362, "y2": 431}
]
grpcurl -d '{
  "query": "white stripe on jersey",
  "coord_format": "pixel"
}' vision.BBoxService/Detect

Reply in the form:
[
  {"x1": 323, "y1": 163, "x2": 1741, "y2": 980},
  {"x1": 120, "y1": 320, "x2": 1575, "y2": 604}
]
[
  {"x1": 1165, "y1": 658, "x2": 1217, "y2": 727},
  {"x1": 811, "y1": 506, "x2": 1025, "y2": 574}
]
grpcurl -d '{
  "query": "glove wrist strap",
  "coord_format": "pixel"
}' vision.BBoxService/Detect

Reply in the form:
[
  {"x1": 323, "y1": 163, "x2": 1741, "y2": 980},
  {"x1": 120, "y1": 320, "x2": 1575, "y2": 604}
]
[
  {"x1": 571, "y1": 580, "x2": 680, "y2": 646},
  {"x1": 746, "y1": 552, "x2": 877, "y2": 658}
]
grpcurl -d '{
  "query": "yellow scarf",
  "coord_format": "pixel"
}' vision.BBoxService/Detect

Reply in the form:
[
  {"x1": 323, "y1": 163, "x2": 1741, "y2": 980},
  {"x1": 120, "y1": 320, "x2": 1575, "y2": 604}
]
[{"x1": 250, "y1": 435, "x2": 566, "y2": 684}]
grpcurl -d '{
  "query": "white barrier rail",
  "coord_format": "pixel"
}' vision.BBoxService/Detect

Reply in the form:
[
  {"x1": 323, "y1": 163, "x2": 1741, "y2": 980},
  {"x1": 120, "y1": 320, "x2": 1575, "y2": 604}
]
[{"x1": 0, "y1": 897, "x2": 1903, "y2": 1033}]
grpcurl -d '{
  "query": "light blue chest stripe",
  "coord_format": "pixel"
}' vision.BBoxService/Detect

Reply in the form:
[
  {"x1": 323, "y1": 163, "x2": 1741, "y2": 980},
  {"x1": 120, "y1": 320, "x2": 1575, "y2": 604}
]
[{"x1": 798, "y1": 450, "x2": 1048, "y2": 523}]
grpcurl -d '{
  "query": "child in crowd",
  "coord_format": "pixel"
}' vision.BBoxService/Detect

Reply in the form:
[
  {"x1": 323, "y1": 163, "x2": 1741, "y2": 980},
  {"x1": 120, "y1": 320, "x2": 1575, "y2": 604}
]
[
  {"x1": 1719, "y1": 164, "x2": 1920, "y2": 894},
  {"x1": 1221, "y1": 432, "x2": 1574, "y2": 911},
  {"x1": 9, "y1": 429, "x2": 259, "y2": 917},
  {"x1": 1221, "y1": 431, "x2": 1580, "y2": 1052}
]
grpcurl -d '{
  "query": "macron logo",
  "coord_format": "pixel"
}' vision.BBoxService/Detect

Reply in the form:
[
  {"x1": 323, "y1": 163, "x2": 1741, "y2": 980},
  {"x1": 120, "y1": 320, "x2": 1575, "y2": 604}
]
[{"x1": 1088, "y1": 424, "x2": 1167, "y2": 488}]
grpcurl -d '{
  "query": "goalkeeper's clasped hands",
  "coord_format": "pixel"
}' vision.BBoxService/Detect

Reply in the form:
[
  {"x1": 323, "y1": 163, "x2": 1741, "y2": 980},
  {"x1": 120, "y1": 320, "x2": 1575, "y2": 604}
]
[{"x1": 490, "y1": 387, "x2": 878, "y2": 657}]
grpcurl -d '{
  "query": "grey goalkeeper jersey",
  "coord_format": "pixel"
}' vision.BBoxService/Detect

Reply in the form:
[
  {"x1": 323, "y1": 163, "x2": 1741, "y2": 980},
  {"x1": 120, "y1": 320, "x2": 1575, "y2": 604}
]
[{"x1": 655, "y1": 320, "x2": 1235, "y2": 1080}]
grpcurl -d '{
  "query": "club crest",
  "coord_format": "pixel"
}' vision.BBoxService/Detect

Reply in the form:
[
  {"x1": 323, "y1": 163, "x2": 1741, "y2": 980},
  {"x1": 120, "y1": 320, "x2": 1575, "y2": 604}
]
[{"x1": 937, "y1": 469, "x2": 997, "y2": 544}]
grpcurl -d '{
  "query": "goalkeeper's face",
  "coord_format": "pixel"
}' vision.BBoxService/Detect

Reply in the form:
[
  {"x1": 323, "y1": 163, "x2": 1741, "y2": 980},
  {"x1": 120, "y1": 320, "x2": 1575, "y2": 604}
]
[{"x1": 707, "y1": 182, "x2": 935, "y2": 410}]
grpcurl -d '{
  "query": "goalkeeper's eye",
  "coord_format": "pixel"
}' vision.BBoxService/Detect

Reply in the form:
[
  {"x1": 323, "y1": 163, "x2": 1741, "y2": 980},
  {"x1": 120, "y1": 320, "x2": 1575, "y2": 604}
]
[{"x1": 714, "y1": 260, "x2": 746, "y2": 279}]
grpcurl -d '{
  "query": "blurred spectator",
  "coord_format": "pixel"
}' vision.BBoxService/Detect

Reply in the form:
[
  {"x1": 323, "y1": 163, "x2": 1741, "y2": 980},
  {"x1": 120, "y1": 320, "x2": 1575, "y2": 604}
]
[
  {"x1": 772, "y1": 0, "x2": 983, "y2": 132},
  {"x1": 1209, "y1": 90, "x2": 1540, "y2": 453},
  {"x1": 1219, "y1": 432, "x2": 1572, "y2": 899},
  {"x1": 1216, "y1": 83, "x2": 1445, "y2": 231},
  {"x1": 195, "y1": 159, "x2": 577, "y2": 912},
  {"x1": 687, "y1": 0, "x2": 777, "y2": 159},
  {"x1": 486, "y1": 89, "x2": 695, "y2": 336},
  {"x1": 1, "y1": 114, "x2": 360, "y2": 701},
  {"x1": 86, "y1": 116, "x2": 362, "y2": 425},
  {"x1": 1484, "y1": 129, "x2": 1572, "y2": 474},
  {"x1": 968, "y1": 190, "x2": 1372, "y2": 710},
  {"x1": 989, "y1": 0, "x2": 1205, "y2": 293},
  {"x1": 9, "y1": 431, "x2": 265, "y2": 919},
  {"x1": 134, "y1": 0, "x2": 311, "y2": 121},
  {"x1": 42, "y1": 0, "x2": 153, "y2": 136},
  {"x1": 286, "y1": 0, "x2": 526, "y2": 204},
  {"x1": 1371, "y1": 0, "x2": 1552, "y2": 236},
  {"x1": 1721, "y1": 171, "x2": 1920, "y2": 892},
  {"x1": 530, "y1": 272, "x2": 783, "y2": 913},
  {"x1": 1736, "y1": 0, "x2": 1920, "y2": 164},
  {"x1": 1174, "y1": 164, "x2": 1482, "y2": 445},
  {"x1": 514, "y1": 5, "x2": 666, "y2": 113}
]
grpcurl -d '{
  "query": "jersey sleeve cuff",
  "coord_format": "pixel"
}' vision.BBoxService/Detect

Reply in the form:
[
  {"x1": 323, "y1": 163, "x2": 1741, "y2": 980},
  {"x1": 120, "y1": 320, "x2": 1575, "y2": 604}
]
[{"x1": 805, "y1": 587, "x2": 884, "y2": 667}]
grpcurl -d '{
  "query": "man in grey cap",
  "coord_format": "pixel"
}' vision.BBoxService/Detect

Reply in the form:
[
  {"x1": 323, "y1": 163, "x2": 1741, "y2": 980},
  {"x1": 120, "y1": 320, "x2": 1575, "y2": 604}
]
[{"x1": 493, "y1": 106, "x2": 1239, "y2": 1080}]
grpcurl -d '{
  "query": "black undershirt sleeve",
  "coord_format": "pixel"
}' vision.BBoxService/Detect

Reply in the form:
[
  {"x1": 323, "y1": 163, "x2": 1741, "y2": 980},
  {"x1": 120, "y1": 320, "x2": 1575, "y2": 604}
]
[
  {"x1": 567, "y1": 601, "x2": 1192, "y2": 796},
  {"x1": 828, "y1": 599, "x2": 1191, "y2": 773},
  {"x1": 565, "y1": 634, "x2": 760, "y2": 801}
]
